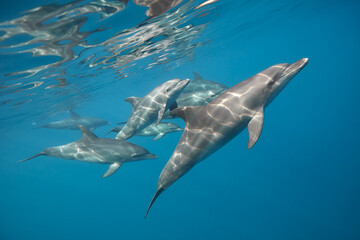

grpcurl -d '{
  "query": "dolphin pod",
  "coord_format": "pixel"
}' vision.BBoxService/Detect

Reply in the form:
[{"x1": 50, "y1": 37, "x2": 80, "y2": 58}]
[
  {"x1": 144, "y1": 58, "x2": 309, "y2": 218},
  {"x1": 20, "y1": 62, "x2": 308, "y2": 218},
  {"x1": 20, "y1": 125, "x2": 158, "y2": 178}
]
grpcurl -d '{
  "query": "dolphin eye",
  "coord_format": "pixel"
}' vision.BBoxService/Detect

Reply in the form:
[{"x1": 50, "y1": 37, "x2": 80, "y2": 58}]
[{"x1": 267, "y1": 79, "x2": 275, "y2": 87}]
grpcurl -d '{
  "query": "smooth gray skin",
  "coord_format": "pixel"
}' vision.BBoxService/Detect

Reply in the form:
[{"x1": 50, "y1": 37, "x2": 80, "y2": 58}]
[
  {"x1": 182, "y1": 72, "x2": 228, "y2": 94},
  {"x1": 19, "y1": 125, "x2": 158, "y2": 178},
  {"x1": 40, "y1": 111, "x2": 109, "y2": 131},
  {"x1": 106, "y1": 122, "x2": 183, "y2": 140},
  {"x1": 116, "y1": 78, "x2": 189, "y2": 140},
  {"x1": 145, "y1": 58, "x2": 309, "y2": 217}
]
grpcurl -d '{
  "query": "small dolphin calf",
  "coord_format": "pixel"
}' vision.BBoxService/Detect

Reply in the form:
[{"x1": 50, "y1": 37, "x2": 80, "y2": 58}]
[
  {"x1": 145, "y1": 58, "x2": 309, "y2": 217},
  {"x1": 106, "y1": 122, "x2": 183, "y2": 140},
  {"x1": 40, "y1": 111, "x2": 109, "y2": 130},
  {"x1": 116, "y1": 78, "x2": 189, "y2": 140},
  {"x1": 20, "y1": 125, "x2": 158, "y2": 178}
]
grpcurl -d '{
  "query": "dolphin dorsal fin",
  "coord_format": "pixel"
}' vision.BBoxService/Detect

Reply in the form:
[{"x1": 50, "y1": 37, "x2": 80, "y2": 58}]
[
  {"x1": 193, "y1": 72, "x2": 204, "y2": 82},
  {"x1": 69, "y1": 110, "x2": 81, "y2": 118},
  {"x1": 78, "y1": 125, "x2": 98, "y2": 141},
  {"x1": 170, "y1": 106, "x2": 201, "y2": 123},
  {"x1": 125, "y1": 97, "x2": 142, "y2": 108}
]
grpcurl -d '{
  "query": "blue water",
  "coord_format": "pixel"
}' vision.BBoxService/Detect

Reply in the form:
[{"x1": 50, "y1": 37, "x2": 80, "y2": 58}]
[{"x1": 1, "y1": 0, "x2": 359, "y2": 239}]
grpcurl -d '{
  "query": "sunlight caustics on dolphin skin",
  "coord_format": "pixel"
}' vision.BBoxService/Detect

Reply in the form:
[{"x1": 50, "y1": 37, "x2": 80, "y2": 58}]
[
  {"x1": 145, "y1": 58, "x2": 309, "y2": 218},
  {"x1": 116, "y1": 78, "x2": 189, "y2": 140},
  {"x1": 19, "y1": 125, "x2": 158, "y2": 178}
]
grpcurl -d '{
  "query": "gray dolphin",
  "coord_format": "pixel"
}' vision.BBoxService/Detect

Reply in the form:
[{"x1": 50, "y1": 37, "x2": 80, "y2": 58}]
[
  {"x1": 163, "y1": 88, "x2": 227, "y2": 118},
  {"x1": 19, "y1": 125, "x2": 158, "y2": 178},
  {"x1": 182, "y1": 72, "x2": 228, "y2": 94},
  {"x1": 163, "y1": 73, "x2": 228, "y2": 119},
  {"x1": 106, "y1": 122, "x2": 183, "y2": 140},
  {"x1": 116, "y1": 78, "x2": 189, "y2": 140},
  {"x1": 145, "y1": 58, "x2": 309, "y2": 217},
  {"x1": 40, "y1": 111, "x2": 109, "y2": 131}
]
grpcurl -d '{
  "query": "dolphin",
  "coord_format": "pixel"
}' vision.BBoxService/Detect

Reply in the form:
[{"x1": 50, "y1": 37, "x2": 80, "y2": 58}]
[
  {"x1": 116, "y1": 78, "x2": 189, "y2": 140},
  {"x1": 40, "y1": 111, "x2": 109, "y2": 131},
  {"x1": 182, "y1": 72, "x2": 228, "y2": 94},
  {"x1": 163, "y1": 88, "x2": 227, "y2": 119},
  {"x1": 106, "y1": 122, "x2": 183, "y2": 140},
  {"x1": 19, "y1": 125, "x2": 158, "y2": 178},
  {"x1": 162, "y1": 73, "x2": 228, "y2": 119},
  {"x1": 145, "y1": 58, "x2": 309, "y2": 217}
]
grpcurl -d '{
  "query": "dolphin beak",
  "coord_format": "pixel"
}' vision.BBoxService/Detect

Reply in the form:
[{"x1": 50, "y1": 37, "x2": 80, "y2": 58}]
[
  {"x1": 176, "y1": 78, "x2": 190, "y2": 89},
  {"x1": 145, "y1": 153, "x2": 158, "y2": 159},
  {"x1": 289, "y1": 58, "x2": 309, "y2": 73},
  {"x1": 279, "y1": 58, "x2": 309, "y2": 85}
]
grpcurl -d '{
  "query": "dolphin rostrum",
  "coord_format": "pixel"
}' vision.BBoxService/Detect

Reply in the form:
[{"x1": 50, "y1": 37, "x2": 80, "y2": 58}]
[
  {"x1": 145, "y1": 58, "x2": 309, "y2": 217},
  {"x1": 20, "y1": 125, "x2": 158, "y2": 178},
  {"x1": 40, "y1": 110, "x2": 109, "y2": 131},
  {"x1": 106, "y1": 122, "x2": 183, "y2": 140},
  {"x1": 116, "y1": 78, "x2": 189, "y2": 140}
]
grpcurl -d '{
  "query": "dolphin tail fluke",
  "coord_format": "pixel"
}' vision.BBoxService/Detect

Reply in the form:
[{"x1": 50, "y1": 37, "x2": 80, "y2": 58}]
[
  {"x1": 18, "y1": 152, "x2": 46, "y2": 163},
  {"x1": 144, "y1": 188, "x2": 164, "y2": 219}
]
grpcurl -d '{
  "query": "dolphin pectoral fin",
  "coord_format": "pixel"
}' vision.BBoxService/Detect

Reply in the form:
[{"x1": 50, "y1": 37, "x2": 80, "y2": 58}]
[
  {"x1": 105, "y1": 126, "x2": 123, "y2": 136},
  {"x1": 157, "y1": 104, "x2": 166, "y2": 125},
  {"x1": 125, "y1": 97, "x2": 141, "y2": 108},
  {"x1": 18, "y1": 152, "x2": 46, "y2": 163},
  {"x1": 247, "y1": 109, "x2": 264, "y2": 149},
  {"x1": 153, "y1": 133, "x2": 165, "y2": 141},
  {"x1": 102, "y1": 162, "x2": 122, "y2": 178}
]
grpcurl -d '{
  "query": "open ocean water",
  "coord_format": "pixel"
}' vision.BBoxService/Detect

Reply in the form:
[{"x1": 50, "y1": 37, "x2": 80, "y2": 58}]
[{"x1": 0, "y1": 0, "x2": 359, "y2": 239}]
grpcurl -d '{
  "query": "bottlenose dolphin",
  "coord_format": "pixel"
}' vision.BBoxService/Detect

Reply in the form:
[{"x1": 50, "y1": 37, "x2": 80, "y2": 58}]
[
  {"x1": 40, "y1": 111, "x2": 109, "y2": 130},
  {"x1": 182, "y1": 72, "x2": 228, "y2": 94},
  {"x1": 116, "y1": 78, "x2": 189, "y2": 140},
  {"x1": 145, "y1": 58, "x2": 309, "y2": 217},
  {"x1": 20, "y1": 125, "x2": 158, "y2": 178},
  {"x1": 106, "y1": 122, "x2": 183, "y2": 140}
]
